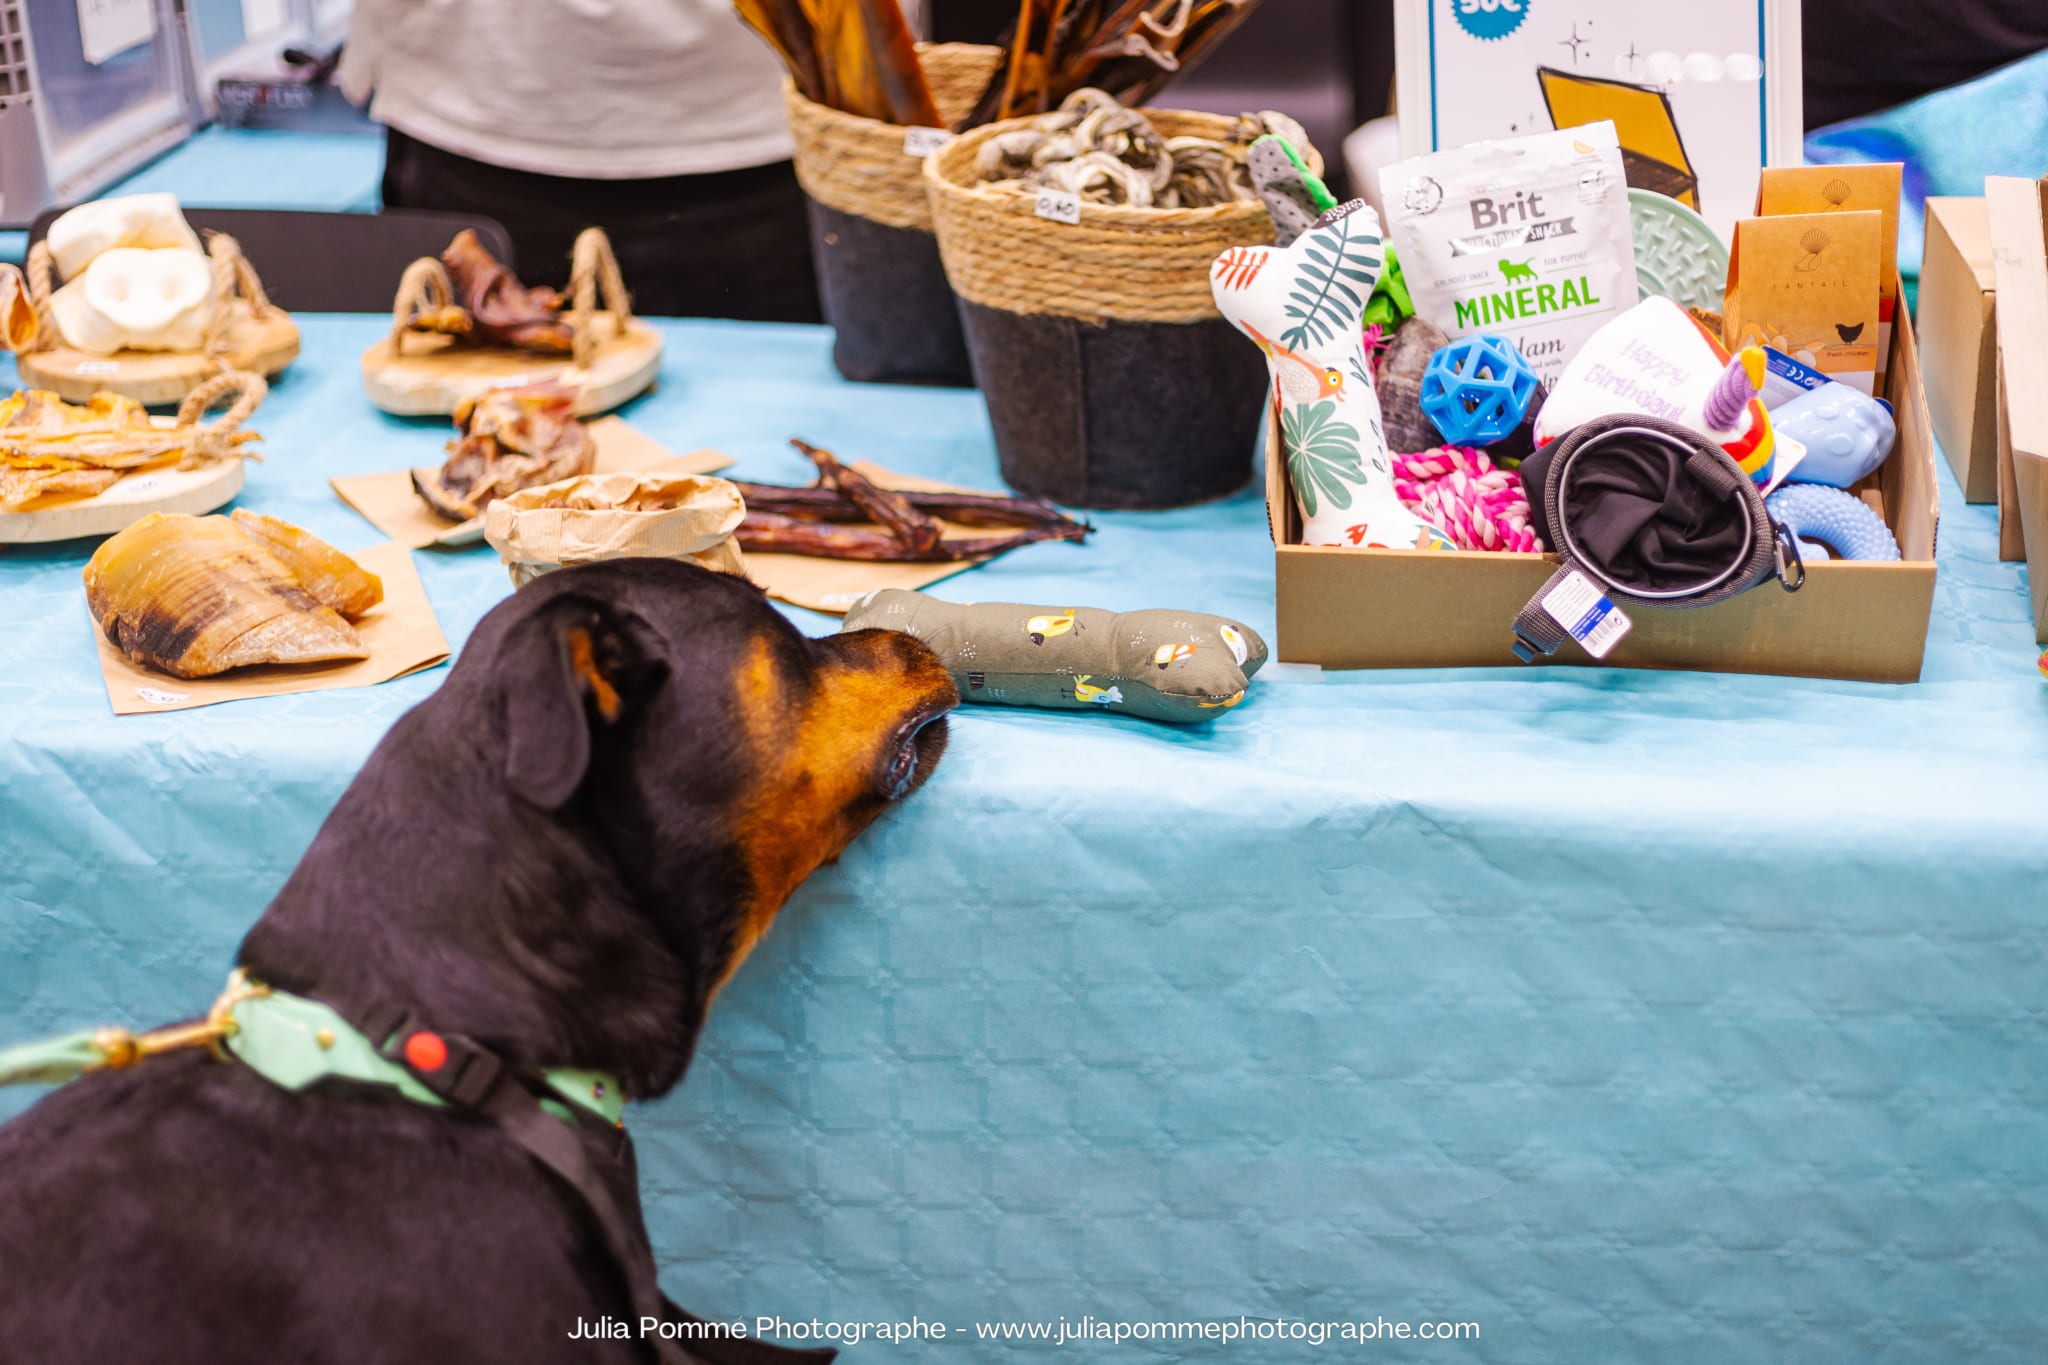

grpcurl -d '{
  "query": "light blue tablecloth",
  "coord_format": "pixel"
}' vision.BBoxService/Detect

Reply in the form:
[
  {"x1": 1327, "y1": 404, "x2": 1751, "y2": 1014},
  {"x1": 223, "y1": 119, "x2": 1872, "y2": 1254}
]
[
  {"x1": 0, "y1": 126, "x2": 385, "y2": 264},
  {"x1": 4, "y1": 317, "x2": 2047, "y2": 1363}
]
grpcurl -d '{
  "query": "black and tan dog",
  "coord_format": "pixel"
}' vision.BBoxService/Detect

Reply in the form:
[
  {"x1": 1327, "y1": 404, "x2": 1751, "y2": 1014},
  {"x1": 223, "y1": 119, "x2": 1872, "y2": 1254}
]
[{"x1": 0, "y1": 560, "x2": 957, "y2": 1363}]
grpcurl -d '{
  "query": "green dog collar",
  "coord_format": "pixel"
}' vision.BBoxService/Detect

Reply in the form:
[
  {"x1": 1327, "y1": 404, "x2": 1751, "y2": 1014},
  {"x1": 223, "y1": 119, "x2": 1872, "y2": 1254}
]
[
  {"x1": 225, "y1": 991, "x2": 626, "y2": 1126},
  {"x1": 0, "y1": 982, "x2": 623, "y2": 1130}
]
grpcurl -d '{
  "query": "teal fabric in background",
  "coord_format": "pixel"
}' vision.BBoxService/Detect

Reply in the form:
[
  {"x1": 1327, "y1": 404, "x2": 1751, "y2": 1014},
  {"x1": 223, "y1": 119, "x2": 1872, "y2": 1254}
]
[
  {"x1": 1807, "y1": 45, "x2": 2048, "y2": 292},
  {"x1": 3, "y1": 315, "x2": 2047, "y2": 1362}
]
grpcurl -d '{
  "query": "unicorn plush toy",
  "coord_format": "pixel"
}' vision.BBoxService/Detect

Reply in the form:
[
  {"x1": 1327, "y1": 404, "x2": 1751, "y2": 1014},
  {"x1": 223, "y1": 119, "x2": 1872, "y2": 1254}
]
[{"x1": 1211, "y1": 200, "x2": 1451, "y2": 551}]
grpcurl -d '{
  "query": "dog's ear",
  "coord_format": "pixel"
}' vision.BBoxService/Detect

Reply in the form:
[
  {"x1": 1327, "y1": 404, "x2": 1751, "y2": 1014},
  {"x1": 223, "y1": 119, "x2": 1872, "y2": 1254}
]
[{"x1": 501, "y1": 592, "x2": 670, "y2": 810}]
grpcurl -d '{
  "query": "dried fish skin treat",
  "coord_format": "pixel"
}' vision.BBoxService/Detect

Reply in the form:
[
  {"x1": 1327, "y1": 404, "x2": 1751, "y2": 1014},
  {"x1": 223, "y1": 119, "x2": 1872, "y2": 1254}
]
[
  {"x1": 229, "y1": 509, "x2": 384, "y2": 620},
  {"x1": 83, "y1": 513, "x2": 369, "y2": 679}
]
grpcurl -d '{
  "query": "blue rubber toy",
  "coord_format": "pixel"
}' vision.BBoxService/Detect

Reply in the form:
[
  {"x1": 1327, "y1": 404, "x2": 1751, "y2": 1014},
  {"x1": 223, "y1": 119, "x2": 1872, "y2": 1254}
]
[
  {"x1": 1765, "y1": 483, "x2": 1901, "y2": 562},
  {"x1": 1420, "y1": 335, "x2": 1541, "y2": 447},
  {"x1": 1771, "y1": 381, "x2": 1896, "y2": 487}
]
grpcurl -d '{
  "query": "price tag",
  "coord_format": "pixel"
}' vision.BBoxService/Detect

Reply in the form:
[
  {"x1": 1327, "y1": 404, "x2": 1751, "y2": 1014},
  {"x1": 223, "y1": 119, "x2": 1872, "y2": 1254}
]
[
  {"x1": 1541, "y1": 569, "x2": 1631, "y2": 659},
  {"x1": 135, "y1": 687, "x2": 191, "y2": 705},
  {"x1": 1034, "y1": 188, "x2": 1083, "y2": 226},
  {"x1": 76, "y1": 361, "x2": 121, "y2": 376},
  {"x1": 902, "y1": 127, "x2": 955, "y2": 157}
]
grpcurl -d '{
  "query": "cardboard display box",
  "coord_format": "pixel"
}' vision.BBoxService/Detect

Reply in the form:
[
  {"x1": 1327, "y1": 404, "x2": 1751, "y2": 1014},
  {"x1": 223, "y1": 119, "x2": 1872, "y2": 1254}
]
[
  {"x1": 1265, "y1": 282, "x2": 1939, "y2": 683},
  {"x1": 1986, "y1": 176, "x2": 2048, "y2": 641},
  {"x1": 1919, "y1": 197, "x2": 2001, "y2": 506}
]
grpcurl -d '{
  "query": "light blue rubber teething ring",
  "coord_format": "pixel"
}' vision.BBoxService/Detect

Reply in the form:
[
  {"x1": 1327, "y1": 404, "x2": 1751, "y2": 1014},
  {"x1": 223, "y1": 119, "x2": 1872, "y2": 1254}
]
[{"x1": 1765, "y1": 483, "x2": 1900, "y2": 562}]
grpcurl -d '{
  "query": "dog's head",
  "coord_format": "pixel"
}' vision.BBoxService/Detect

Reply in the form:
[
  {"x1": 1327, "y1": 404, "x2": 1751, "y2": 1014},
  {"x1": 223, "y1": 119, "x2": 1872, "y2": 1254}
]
[
  {"x1": 245, "y1": 559, "x2": 955, "y2": 1094},
  {"x1": 472, "y1": 560, "x2": 958, "y2": 988}
]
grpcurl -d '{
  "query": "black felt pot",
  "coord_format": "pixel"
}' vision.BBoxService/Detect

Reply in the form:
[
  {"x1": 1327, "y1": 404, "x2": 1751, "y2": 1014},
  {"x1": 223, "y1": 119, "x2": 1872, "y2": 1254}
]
[
  {"x1": 959, "y1": 301, "x2": 1267, "y2": 509},
  {"x1": 806, "y1": 200, "x2": 973, "y2": 386}
]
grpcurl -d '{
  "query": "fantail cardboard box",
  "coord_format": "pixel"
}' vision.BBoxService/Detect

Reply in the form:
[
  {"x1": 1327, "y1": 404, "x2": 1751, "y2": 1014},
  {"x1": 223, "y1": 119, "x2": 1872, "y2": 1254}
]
[
  {"x1": 1262, "y1": 283, "x2": 1939, "y2": 682},
  {"x1": 1985, "y1": 176, "x2": 2048, "y2": 643},
  {"x1": 1919, "y1": 197, "x2": 2001, "y2": 506}
]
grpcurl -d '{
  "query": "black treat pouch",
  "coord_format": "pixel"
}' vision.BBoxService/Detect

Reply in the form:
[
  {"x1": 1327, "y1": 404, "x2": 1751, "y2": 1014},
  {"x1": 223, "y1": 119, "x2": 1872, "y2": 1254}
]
[{"x1": 1511, "y1": 413, "x2": 1803, "y2": 662}]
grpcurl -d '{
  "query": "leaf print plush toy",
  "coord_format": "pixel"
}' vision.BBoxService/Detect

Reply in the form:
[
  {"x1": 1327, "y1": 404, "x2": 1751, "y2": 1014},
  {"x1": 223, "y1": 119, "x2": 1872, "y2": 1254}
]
[
  {"x1": 1211, "y1": 201, "x2": 1452, "y2": 551},
  {"x1": 840, "y1": 590, "x2": 1268, "y2": 725}
]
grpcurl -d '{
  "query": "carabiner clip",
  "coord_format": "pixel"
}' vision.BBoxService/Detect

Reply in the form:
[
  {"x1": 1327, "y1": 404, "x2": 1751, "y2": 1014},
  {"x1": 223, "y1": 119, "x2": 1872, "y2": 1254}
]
[{"x1": 1772, "y1": 520, "x2": 1806, "y2": 592}]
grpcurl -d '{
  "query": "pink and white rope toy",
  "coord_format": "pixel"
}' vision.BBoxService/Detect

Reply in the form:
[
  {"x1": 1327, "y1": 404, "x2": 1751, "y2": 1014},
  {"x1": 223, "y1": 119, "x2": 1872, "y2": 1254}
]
[{"x1": 1390, "y1": 446, "x2": 1540, "y2": 554}]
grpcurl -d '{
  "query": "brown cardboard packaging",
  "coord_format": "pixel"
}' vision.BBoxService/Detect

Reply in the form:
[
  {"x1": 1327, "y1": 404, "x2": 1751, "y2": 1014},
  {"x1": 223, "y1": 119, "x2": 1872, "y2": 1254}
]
[
  {"x1": 1985, "y1": 176, "x2": 2048, "y2": 641},
  {"x1": 1264, "y1": 275, "x2": 1939, "y2": 682},
  {"x1": 1725, "y1": 209, "x2": 1884, "y2": 395},
  {"x1": 1755, "y1": 164, "x2": 1902, "y2": 389},
  {"x1": 1919, "y1": 198, "x2": 2001, "y2": 504}
]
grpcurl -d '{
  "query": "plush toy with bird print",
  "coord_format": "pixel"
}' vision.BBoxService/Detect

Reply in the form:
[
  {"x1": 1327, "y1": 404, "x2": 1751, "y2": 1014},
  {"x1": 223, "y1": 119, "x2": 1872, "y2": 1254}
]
[{"x1": 1210, "y1": 202, "x2": 1453, "y2": 551}]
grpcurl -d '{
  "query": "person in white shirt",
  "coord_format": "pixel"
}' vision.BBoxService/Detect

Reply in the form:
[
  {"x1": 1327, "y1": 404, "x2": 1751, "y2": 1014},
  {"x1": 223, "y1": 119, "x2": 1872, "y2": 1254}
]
[{"x1": 341, "y1": 0, "x2": 821, "y2": 321}]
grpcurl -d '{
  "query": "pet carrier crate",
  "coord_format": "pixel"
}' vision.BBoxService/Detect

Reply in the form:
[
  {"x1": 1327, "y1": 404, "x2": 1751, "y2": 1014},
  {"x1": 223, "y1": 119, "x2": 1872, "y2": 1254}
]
[{"x1": 0, "y1": 0, "x2": 195, "y2": 228}]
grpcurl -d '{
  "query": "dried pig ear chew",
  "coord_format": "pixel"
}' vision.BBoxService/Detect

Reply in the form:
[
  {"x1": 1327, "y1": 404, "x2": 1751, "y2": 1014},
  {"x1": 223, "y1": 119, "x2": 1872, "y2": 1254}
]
[
  {"x1": 413, "y1": 381, "x2": 595, "y2": 522},
  {"x1": 0, "y1": 376, "x2": 264, "y2": 510},
  {"x1": 973, "y1": 91, "x2": 1311, "y2": 209},
  {"x1": 406, "y1": 230, "x2": 574, "y2": 353},
  {"x1": 1210, "y1": 202, "x2": 1453, "y2": 549},
  {"x1": 840, "y1": 589, "x2": 1267, "y2": 723},
  {"x1": 84, "y1": 512, "x2": 382, "y2": 679}
]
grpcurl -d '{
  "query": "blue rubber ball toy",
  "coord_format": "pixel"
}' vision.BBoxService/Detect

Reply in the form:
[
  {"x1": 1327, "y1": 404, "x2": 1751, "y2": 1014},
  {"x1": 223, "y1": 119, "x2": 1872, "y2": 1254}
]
[{"x1": 1419, "y1": 335, "x2": 1541, "y2": 447}]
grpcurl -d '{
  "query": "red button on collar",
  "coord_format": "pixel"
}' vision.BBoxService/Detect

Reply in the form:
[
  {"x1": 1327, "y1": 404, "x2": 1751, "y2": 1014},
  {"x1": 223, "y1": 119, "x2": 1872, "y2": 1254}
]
[{"x1": 404, "y1": 1031, "x2": 449, "y2": 1072}]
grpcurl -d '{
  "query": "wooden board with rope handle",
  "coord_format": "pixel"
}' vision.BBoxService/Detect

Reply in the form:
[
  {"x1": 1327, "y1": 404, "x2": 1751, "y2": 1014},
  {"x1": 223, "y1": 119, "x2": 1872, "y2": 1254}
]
[
  {"x1": 0, "y1": 369, "x2": 270, "y2": 544},
  {"x1": 14, "y1": 234, "x2": 300, "y2": 406},
  {"x1": 359, "y1": 227, "x2": 662, "y2": 418}
]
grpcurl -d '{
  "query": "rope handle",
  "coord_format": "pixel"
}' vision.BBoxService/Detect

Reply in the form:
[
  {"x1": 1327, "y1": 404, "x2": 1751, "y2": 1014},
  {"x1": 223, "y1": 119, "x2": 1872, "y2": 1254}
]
[
  {"x1": 176, "y1": 369, "x2": 268, "y2": 465},
  {"x1": 567, "y1": 226, "x2": 633, "y2": 369},
  {"x1": 23, "y1": 240, "x2": 57, "y2": 356},
  {"x1": 387, "y1": 255, "x2": 457, "y2": 358}
]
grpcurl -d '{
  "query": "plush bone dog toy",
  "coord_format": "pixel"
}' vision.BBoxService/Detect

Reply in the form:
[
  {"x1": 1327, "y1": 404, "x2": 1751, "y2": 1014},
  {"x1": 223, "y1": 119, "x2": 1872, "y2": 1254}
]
[{"x1": 1211, "y1": 201, "x2": 1451, "y2": 550}]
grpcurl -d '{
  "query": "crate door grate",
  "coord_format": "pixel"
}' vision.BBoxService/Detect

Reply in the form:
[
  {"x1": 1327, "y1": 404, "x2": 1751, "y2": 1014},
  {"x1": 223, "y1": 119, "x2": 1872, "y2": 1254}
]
[{"x1": 0, "y1": 0, "x2": 28, "y2": 102}]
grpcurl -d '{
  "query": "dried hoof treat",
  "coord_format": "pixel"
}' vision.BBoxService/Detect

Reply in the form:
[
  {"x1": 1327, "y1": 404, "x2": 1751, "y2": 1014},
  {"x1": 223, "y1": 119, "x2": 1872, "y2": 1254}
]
[{"x1": 840, "y1": 589, "x2": 1267, "y2": 724}]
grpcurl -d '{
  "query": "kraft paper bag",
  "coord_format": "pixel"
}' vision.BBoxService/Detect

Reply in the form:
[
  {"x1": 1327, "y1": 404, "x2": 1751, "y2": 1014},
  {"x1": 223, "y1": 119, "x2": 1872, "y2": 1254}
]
[
  {"x1": 1724, "y1": 209, "x2": 1882, "y2": 395},
  {"x1": 331, "y1": 417, "x2": 733, "y2": 550},
  {"x1": 93, "y1": 542, "x2": 450, "y2": 716},
  {"x1": 485, "y1": 472, "x2": 747, "y2": 587}
]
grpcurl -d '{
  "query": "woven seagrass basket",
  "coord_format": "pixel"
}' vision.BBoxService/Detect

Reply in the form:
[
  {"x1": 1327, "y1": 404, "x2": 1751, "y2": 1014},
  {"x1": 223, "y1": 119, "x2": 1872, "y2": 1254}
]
[
  {"x1": 783, "y1": 43, "x2": 1000, "y2": 386},
  {"x1": 925, "y1": 111, "x2": 1319, "y2": 508}
]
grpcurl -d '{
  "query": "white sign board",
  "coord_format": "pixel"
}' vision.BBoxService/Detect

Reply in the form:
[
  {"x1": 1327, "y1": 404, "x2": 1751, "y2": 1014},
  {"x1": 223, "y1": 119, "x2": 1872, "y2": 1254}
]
[
  {"x1": 1395, "y1": 0, "x2": 1804, "y2": 244},
  {"x1": 76, "y1": 0, "x2": 156, "y2": 66}
]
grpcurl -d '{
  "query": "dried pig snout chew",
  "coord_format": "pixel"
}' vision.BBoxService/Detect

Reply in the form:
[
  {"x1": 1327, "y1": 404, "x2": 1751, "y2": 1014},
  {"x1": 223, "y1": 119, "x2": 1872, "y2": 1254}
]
[
  {"x1": 737, "y1": 439, "x2": 1091, "y2": 561},
  {"x1": 413, "y1": 382, "x2": 595, "y2": 522},
  {"x1": 84, "y1": 511, "x2": 384, "y2": 679}
]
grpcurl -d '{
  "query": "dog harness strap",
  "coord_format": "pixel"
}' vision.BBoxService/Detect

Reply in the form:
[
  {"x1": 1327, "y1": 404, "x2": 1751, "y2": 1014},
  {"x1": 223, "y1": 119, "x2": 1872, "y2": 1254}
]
[{"x1": 347, "y1": 1000, "x2": 835, "y2": 1365}]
